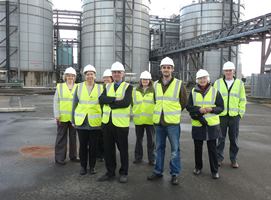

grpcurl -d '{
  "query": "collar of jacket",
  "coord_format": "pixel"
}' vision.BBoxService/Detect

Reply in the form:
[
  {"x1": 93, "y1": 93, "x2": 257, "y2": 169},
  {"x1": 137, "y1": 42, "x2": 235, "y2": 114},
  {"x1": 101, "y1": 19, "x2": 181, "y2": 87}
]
[
  {"x1": 158, "y1": 76, "x2": 175, "y2": 86},
  {"x1": 223, "y1": 75, "x2": 236, "y2": 81},
  {"x1": 136, "y1": 85, "x2": 154, "y2": 94},
  {"x1": 194, "y1": 83, "x2": 212, "y2": 96}
]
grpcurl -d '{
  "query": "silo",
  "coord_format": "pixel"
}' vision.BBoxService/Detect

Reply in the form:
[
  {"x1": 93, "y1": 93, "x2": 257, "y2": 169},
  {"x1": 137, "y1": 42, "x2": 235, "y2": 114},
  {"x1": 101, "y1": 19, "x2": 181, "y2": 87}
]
[
  {"x1": 150, "y1": 16, "x2": 180, "y2": 50},
  {"x1": 0, "y1": 0, "x2": 53, "y2": 86},
  {"x1": 180, "y1": 0, "x2": 244, "y2": 81},
  {"x1": 81, "y1": 0, "x2": 150, "y2": 80}
]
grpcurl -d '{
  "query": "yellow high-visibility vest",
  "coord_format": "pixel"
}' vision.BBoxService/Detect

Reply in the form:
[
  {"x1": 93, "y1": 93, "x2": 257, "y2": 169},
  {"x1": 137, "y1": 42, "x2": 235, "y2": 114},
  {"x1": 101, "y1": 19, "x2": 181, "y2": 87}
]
[
  {"x1": 102, "y1": 82, "x2": 131, "y2": 127},
  {"x1": 132, "y1": 87, "x2": 154, "y2": 125},
  {"x1": 191, "y1": 87, "x2": 220, "y2": 127},
  {"x1": 74, "y1": 82, "x2": 103, "y2": 127},
  {"x1": 57, "y1": 83, "x2": 77, "y2": 122},
  {"x1": 153, "y1": 78, "x2": 182, "y2": 124},
  {"x1": 213, "y1": 78, "x2": 246, "y2": 117}
]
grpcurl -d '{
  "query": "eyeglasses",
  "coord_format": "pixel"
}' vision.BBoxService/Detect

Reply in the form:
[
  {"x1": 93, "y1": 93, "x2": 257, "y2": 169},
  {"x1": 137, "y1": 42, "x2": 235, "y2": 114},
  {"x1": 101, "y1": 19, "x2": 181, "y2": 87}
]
[
  {"x1": 162, "y1": 66, "x2": 172, "y2": 70},
  {"x1": 112, "y1": 71, "x2": 122, "y2": 74}
]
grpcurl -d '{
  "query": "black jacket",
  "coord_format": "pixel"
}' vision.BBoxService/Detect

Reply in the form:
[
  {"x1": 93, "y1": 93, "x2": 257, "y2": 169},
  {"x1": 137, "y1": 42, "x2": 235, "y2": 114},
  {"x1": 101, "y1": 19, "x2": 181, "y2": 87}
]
[{"x1": 186, "y1": 84, "x2": 224, "y2": 140}]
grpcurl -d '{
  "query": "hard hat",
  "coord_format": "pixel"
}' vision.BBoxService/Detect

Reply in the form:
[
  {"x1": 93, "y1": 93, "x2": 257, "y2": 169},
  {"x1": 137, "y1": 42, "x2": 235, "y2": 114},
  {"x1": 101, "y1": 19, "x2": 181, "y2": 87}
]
[
  {"x1": 223, "y1": 61, "x2": 235, "y2": 70},
  {"x1": 111, "y1": 61, "x2": 125, "y2": 72},
  {"x1": 160, "y1": 57, "x2": 174, "y2": 67},
  {"x1": 196, "y1": 69, "x2": 209, "y2": 79},
  {"x1": 64, "y1": 67, "x2": 76, "y2": 75},
  {"x1": 83, "y1": 64, "x2": 96, "y2": 74},
  {"x1": 140, "y1": 71, "x2": 152, "y2": 79},
  {"x1": 103, "y1": 69, "x2": 112, "y2": 77}
]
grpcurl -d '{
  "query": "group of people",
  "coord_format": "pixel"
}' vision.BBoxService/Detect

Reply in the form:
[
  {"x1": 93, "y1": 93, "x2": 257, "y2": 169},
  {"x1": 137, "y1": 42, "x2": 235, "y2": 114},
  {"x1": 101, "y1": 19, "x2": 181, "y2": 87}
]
[{"x1": 53, "y1": 56, "x2": 246, "y2": 185}]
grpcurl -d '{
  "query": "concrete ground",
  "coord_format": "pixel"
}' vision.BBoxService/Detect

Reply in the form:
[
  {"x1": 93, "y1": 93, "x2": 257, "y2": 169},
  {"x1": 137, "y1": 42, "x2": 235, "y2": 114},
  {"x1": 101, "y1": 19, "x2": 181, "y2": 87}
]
[{"x1": 0, "y1": 94, "x2": 271, "y2": 200}]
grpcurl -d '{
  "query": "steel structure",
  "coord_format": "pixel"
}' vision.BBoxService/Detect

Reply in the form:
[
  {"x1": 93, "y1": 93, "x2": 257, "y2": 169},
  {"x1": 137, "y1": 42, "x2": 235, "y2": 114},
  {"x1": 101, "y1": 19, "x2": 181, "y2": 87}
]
[
  {"x1": 0, "y1": 1, "x2": 18, "y2": 82},
  {"x1": 150, "y1": 15, "x2": 180, "y2": 50},
  {"x1": 53, "y1": 10, "x2": 81, "y2": 81},
  {"x1": 150, "y1": 12, "x2": 271, "y2": 81}
]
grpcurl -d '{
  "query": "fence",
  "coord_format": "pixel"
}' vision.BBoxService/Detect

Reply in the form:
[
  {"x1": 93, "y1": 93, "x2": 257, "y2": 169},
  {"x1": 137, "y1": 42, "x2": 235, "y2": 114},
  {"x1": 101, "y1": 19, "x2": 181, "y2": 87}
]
[{"x1": 251, "y1": 73, "x2": 271, "y2": 98}]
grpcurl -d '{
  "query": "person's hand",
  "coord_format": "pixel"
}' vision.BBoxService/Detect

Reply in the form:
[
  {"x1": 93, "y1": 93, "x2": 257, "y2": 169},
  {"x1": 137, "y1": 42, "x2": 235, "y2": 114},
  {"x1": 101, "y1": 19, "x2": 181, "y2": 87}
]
[
  {"x1": 205, "y1": 107, "x2": 213, "y2": 113},
  {"x1": 199, "y1": 108, "x2": 207, "y2": 114}
]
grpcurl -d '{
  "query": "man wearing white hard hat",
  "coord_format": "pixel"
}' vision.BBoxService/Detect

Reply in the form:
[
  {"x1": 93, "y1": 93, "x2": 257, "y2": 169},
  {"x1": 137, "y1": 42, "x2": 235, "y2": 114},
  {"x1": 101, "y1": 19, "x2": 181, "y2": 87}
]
[
  {"x1": 72, "y1": 64, "x2": 103, "y2": 175},
  {"x1": 147, "y1": 57, "x2": 187, "y2": 185},
  {"x1": 132, "y1": 71, "x2": 155, "y2": 166},
  {"x1": 98, "y1": 61, "x2": 133, "y2": 183},
  {"x1": 54, "y1": 67, "x2": 79, "y2": 165},
  {"x1": 213, "y1": 61, "x2": 246, "y2": 168},
  {"x1": 187, "y1": 69, "x2": 224, "y2": 179}
]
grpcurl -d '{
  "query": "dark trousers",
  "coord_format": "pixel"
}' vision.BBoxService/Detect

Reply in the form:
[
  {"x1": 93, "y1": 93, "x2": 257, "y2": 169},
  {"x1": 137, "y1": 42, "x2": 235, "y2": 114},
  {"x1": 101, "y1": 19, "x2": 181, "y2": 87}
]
[
  {"x1": 134, "y1": 125, "x2": 155, "y2": 162},
  {"x1": 55, "y1": 121, "x2": 77, "y2": 162},
  {"x1": 77, "y1": 129, "x2": 99, "y2": 169},
  {"x1": 217, "y1": 115, "x2": 240, "y2": 162},
  {"x1": 194, "y1": 139, "x2": 218, "y2": 173},
  {"x1": 96, "y1": 130, "x2": 104, "y2": 159},
  {"x1": 102, "y1": 121, "x2": 129, "y2": 176}
]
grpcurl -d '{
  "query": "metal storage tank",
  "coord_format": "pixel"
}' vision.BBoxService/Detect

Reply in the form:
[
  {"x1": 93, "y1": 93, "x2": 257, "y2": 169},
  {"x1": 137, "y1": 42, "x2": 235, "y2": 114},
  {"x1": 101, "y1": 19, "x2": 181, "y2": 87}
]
[
  {"x1": 0, "y1": 0, "x2": 53, "y2": 86},
  {"x1": 81, "y1": 0, "x2": 150, "y2": 80},
  {"x1": 180, "y1": 0, "x2": 244, "y2": 81},
  {"x1": 150, "y1": 16, "x2": 180, "y2": 50}
]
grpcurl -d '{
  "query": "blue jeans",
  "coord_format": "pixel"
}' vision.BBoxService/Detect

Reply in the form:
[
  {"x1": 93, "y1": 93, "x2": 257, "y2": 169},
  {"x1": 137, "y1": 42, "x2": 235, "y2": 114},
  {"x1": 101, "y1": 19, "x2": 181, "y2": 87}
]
[{"x1": 154, "y1": 125, "x2": 181, "y2": 176}]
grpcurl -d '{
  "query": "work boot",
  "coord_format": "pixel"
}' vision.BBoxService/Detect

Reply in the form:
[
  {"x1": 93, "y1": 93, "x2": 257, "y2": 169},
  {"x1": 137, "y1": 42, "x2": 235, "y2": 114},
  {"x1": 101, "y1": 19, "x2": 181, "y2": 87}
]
[
  {"x1": 89, "y1": 168, "x2": 97, "y2": 175},
  {"x1": 80, "y1": 167, "x2": 87, "y2": 175},
  {"x1": 97, "y1": 174, "x2": 115, "y2": 182},
  {"x1": 70, "y1": 158, "x2": 80, "y2": 163},
  {"x1": 119, "y1": 175, "x2": 128, "y2": 183},
  {"x1": 171, "y1": 175, "x2": 179, "y2": 185},
  {"x1": 231, "y1": 161, "x2": 239, "y2": 168},
  {"x1": 55, "y1": 160, "x2": 66, "y2": 165},
  {"x1": 147, "y1": 173, "x2": 163, "y2": 181},
  {"x1": 133, "y1": 159, "x2": 142, "y2": 164},
  {"x1": 212, "y1": 172, "x2": 220, "y2": 179},
  {"x1": 193, "y1": 168, "x2": 201, "y2": 176},
  {"x1": 148, "y1": 161, "x2": 155, "y2": 166}
]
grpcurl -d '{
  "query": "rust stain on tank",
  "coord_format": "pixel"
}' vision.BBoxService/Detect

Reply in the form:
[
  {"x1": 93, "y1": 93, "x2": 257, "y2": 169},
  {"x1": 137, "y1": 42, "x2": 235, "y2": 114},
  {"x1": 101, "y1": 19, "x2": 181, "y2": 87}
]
[{"x1": 20, "y1": 145, "x2": 54, "y2": 158}]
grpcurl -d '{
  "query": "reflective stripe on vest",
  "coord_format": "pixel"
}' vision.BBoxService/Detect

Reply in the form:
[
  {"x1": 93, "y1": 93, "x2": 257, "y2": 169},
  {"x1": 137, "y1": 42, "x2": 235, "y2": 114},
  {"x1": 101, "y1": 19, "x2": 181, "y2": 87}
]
[
  {"x1": 102, "y1": 82, "x2": 131, "y2": 127},
  {"x1": 132, "y1": 87, "x2": 154, "y2": 125},
  {"x1": 214, "y1": 78, "x2": 246, "y2": 117},
  {"x1": 153, "y1": 78, "x2": 182, "y2": 124},
  {"x1": 191, "y1": 87, "x2": 220, "y2": 127},
  {"x1": 57, "y1": 83, "x2": 77, "y2": 122},
  {"x1": 74, "y1": 82, "x2": 103, "y2": 127}
]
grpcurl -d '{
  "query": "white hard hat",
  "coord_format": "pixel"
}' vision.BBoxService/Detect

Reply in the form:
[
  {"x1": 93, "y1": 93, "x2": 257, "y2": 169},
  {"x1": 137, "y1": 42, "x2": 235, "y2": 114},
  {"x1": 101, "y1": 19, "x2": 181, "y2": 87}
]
[
  {"x1": 160, "y1": 57, "x2": 174, "y2": 67},
  {"x1": 83, "y1": 64, "x2": 96, "y2": 74},
  {"x1": 223, "y1": 61, "x2": 235, "y2": 70},
  {"x1": 103, "y1": 69, "x2": 112, "y2": 77},
  {"x1": 140, "y1": 71, "x2": 152, "y2": 79},
  {"x1": 196, "y1": 69, "x2": 210, "y2": 79},
  {"x1": 111, "y1": 61, "x2": 125, "y2": 71},
  {"x1": 64, "y1": 67, "x2": 76, "y2": 75}
]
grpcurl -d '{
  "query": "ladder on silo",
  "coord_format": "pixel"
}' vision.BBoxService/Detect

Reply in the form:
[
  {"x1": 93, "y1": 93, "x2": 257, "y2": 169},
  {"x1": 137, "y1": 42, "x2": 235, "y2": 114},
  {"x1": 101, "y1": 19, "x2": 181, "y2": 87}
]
[
  {"x1": 114, "y1": 0, "x2": 134, "y2": 72},
  {"x1": 0, "y1": 0, "x2": 18, "y2": 82}
]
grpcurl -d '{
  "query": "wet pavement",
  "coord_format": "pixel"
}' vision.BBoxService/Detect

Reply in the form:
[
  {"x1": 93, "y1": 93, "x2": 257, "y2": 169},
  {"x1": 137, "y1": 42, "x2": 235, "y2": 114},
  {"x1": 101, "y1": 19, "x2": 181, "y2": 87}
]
[{"x1": 0, "y1": 95, "x2": 271, "y2": 200}]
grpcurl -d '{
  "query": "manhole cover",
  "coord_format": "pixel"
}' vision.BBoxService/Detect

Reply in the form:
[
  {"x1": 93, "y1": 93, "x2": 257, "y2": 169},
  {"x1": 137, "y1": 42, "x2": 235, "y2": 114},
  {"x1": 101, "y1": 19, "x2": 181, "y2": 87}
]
[{"x1": 20, "y1": 145, "x2": 54, "y2": 158}]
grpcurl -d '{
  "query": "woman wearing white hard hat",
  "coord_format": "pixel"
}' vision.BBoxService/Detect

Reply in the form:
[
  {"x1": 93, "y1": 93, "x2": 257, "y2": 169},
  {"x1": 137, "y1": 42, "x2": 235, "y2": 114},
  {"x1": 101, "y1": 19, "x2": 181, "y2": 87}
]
[
  {"x1": 187, "y1": 69, "x2": 224, "y2": 179},
  {"x1": 132, "y1": 71, "x2": 155, "y2": 165},
  {"x1": 72, "y1": 64, "x2": 103, "y2": 175},
  {"x1": 102, "y1": 69, "x2": 113, "y2": 84},
  {"x1": 96, "y1": 69, "x2": 113, "y2": 162},
  {"x1": 54, "y1": 67, "x2": 79, "y2": 165}
]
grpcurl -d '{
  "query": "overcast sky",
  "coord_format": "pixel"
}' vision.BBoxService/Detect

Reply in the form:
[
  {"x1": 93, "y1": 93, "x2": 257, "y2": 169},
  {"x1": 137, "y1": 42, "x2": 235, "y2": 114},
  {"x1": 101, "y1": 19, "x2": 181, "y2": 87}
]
[{"x1": 52, "y1": 0, "x2": 271, "y2": 76}]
